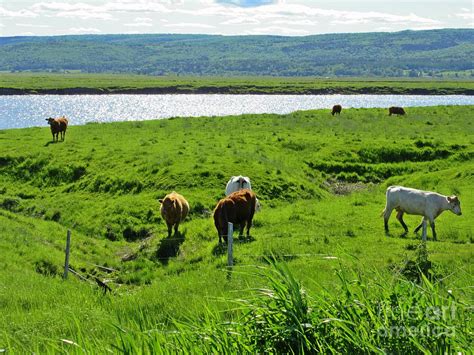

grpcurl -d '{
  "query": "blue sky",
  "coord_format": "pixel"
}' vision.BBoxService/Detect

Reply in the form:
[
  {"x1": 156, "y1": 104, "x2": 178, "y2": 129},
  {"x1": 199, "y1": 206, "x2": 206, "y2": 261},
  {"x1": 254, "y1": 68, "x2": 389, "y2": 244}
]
[{"x1": 0, "y1": 0, "x2": 472, "y2": 36}]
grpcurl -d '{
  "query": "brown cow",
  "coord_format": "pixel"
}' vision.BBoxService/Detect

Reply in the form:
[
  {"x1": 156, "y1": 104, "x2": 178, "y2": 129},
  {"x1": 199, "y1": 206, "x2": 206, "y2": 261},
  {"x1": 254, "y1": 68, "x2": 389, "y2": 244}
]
[
  {"x1": 213, "y1": 189, "x2": 257, "y2": 243},
  {"x1": 159, "y1": 192, "x2": 189, "y2": 237},
  {"x1": 388, "y1": 107, "x2": 406, "y2": 116},
  {"x1": 46, "y1": 116, "x2": 69, "y2": 142},
  {"x1": 331, "y1": 104, "x2": 342, "y2": 116}
]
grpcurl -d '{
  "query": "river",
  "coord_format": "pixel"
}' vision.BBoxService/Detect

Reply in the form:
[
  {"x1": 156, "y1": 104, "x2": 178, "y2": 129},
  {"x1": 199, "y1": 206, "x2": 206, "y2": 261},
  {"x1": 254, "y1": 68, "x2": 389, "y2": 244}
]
[{"x1": 1, "y1": 94, "x2": 473, "y2": 129}]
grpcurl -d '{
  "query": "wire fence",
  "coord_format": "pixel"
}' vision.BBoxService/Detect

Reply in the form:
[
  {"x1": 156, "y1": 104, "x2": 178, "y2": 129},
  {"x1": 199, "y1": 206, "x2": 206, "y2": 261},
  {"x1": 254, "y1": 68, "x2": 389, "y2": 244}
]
[{"x1": 147, "y1": 225, "x2": 473, "y2": 243}]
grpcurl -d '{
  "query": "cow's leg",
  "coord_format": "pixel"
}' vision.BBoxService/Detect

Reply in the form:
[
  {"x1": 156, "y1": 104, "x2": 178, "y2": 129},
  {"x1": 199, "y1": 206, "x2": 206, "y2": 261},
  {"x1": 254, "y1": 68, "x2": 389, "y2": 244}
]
[
  {"x1": 429, "y1": 219, "x2": 436, "y2": 241},
  {"x1": 239, "y1": 223, "x2": 245, "y2": 237},
  {"x1": 414, "y1": 218, "x2": 424, "y2": 234},
  {"x1": 166, "y1": 222, "x2": 172, "y2": 238},
  {"x1": 383, "y1": 207, "x2": 393, "y2": 234},
  {"x1": 246, "y1": 219, "x2": 252, "y2": 237},
  {"x1": 421, "y1": 219, "x2": 427, "y2": 242},
  {"x1": 396, "y1": 210, "x2": 408, "y2": 233},
  {"x1": 174, "y1": 222, "x2": 180, "y2": 235}
]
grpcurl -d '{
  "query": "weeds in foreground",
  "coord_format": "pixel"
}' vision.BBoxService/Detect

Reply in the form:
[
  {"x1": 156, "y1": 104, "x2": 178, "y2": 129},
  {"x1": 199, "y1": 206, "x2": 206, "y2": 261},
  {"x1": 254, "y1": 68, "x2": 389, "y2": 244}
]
[{"x1": 109, "y1": 259, "x2": 470, "y2": 354}]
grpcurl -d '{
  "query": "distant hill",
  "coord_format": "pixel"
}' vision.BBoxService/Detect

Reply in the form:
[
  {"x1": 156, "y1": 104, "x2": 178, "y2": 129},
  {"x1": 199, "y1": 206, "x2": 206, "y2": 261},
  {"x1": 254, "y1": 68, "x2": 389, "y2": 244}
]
[{"x1": 0, "y1": 29, "x2": 473, "y2": 77}]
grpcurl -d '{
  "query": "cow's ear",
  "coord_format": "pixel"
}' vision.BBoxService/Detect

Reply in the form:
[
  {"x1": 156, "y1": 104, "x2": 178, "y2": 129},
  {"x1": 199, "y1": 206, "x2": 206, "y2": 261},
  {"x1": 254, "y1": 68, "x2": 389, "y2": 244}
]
[
  {"x1": 447, "y1": 196, "x2": 453, "y2": 202},
  {"x1": 158, "y1": 199, "x2": 163, "y2": 203}
]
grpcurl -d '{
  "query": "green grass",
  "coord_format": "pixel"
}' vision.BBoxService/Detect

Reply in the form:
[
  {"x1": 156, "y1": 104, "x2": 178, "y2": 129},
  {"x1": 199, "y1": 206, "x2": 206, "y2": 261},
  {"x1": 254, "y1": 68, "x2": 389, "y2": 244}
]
[
  {"x1": 1, "y1": 72, "x2": 473, "y2": 94},
  {"x1": 0, "y1": 106, "x2": 473, "y2": 352}
]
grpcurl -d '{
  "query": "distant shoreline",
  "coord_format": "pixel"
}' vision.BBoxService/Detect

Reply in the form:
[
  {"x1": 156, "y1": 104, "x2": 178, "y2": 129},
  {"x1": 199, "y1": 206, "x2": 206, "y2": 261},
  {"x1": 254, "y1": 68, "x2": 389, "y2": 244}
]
[
  {"x1": 2, "y1": 87, "x2": 474, "y2": 95},
  {"x1": 2, "y1": 73, "x2": 473, "y2": 96}
]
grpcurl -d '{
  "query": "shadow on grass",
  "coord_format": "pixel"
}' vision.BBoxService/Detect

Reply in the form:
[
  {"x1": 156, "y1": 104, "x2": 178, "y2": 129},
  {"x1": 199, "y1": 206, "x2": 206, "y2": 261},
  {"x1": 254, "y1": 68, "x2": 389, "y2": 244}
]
[
  {"x1": 44, "y1": 140, "x2": 65, "y2": 147},
  {"x1": 211, "y1": 234, "x2": 256, "y2": 256},
  {"x1": 155, "y1": 230, "x2": 186, "y2": 265}
]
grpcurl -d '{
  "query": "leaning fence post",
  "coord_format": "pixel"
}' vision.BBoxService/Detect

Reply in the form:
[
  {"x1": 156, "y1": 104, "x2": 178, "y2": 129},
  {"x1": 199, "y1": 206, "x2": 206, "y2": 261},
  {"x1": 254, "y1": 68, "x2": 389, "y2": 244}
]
[
  {"x1": 63, "y1": 229, "x2": 71, "y2": 280},
  {"x1": 227, "y1": 222, "x2": 233, "y2": 267}
]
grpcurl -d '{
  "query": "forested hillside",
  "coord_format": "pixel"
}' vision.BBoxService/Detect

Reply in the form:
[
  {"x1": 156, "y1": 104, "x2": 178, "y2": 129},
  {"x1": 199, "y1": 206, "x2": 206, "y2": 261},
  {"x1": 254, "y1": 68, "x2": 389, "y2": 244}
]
[{"x1": 0, "y1": 29, "x2": 473, "y2": 77}]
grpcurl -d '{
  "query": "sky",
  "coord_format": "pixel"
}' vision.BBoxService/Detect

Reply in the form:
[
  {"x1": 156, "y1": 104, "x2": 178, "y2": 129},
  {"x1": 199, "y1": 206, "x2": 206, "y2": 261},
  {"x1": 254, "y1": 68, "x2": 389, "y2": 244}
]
[{"x1": 0, "y1": 0, "x2": 473, "y2": 37}]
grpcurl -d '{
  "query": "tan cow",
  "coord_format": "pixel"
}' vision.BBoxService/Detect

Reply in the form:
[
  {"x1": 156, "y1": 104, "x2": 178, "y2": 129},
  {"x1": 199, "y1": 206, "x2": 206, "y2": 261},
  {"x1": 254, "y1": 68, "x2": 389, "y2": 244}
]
[
  {"x1": 159, "y1": 192, "x2": 189, "y2": 237},
  {"x1": 213, "y1": 189, "x2": 257, "y2": 243},
  {"x1": 46, "y1": 116, "x2": 69, "y2": 142}
]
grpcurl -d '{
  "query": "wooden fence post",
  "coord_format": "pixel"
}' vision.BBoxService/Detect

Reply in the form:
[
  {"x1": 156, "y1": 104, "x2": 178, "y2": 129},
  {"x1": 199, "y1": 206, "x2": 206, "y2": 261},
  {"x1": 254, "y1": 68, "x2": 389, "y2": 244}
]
[
  {"x1": 63, "y1": 229, "x2": 71, "y2": 280},
  {"x1": 227, "y1": 222, "x2": 233, "y2": 267}
]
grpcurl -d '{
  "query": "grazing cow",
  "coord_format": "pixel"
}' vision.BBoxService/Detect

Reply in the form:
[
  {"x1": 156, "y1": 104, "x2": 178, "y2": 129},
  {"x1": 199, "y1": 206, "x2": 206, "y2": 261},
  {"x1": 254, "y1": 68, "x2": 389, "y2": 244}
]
[
  {"x1": 159, "y1": 192, "x2": 189, "y2": 237},
  {"x1": 225, "y1": 175, "x2": 261, "y2": 211},
  {"x1": 388, "y1": 107, "x2": 406, "y2": 116},
  {"x1": 331, "y1": 104, "x2": 342, "y2": 116},
  {"x1": 46, "y1": 116, "x2": 69, "y2": 142},
  {"x1": 382, "y1": 186, "x2": 462, "y2": 241},
  {"x1": 213, "y1": 189, "x2": 257, "y2": 243}
]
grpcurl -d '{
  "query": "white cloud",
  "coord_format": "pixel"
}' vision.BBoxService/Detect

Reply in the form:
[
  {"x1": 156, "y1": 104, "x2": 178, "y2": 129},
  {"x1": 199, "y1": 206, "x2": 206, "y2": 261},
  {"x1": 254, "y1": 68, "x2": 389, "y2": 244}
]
[
  {"x1": 0, "y1": 6, "x2": 37, "y2": 18},
  {"x1": 69, "y1": 27, "x2": 102, "y2": 34},
  {"x1": 124, "y1": 22, "x2": 153, "y2": 27},
  {"x1": 31, "y1": 2, "x2": 114, "y2": 20},
  {"x1": 125, "y1": 16, "x2": 153, "y2": 26},
  {"x1": 245, "y1": 26, "x2": 309, "y2": 36},
  {"x1": 331, "y1": 19, "x2": 370, "y2": 26},
  {"x1": 272, "y1": 19, "x2": 318, "y2": 26},
  {"x1": 221, "y1": 17, "x2": 260, "y2": 25},
  {"x1": 164, "y1": 22, "x2": 216, "y2": 28},
  {"x1": 134, "y1": 17, "x2": 153, "y2": 22},
  {"x1": 16, "y1": 23, "x2": 51, "y2": 28},
  {"x1": 0, "y1": 0, "x2": 460, "y2": 36},
  {"x1": 456, "y1": 12, "x2": 474, "y2": 20}
]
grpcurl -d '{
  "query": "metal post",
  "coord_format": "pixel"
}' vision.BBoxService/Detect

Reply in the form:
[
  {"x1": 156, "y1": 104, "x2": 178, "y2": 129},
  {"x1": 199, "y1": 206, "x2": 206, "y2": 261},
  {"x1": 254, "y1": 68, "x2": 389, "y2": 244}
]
[
  {"x1": 227, "y1": 222, "x2": 233, "y2": 267},
  {"x1": 63, "y1": 229, "x2": 71, "y2": 280}
]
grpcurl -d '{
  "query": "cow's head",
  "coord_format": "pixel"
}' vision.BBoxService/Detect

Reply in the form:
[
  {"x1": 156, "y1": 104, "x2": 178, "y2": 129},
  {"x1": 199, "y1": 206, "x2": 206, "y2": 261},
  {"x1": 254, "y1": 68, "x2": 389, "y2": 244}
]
[
  {"x1": 447, "y1": 196, "x2": 462, "y2": 215},
  {"x1": 238, "y1": 176, "x2": 250, "y2": 189},
  {"x1": 45, "y1": 117, "x2": 55, "y2": 125},
  {"x1": 159, "y1": 197, "x2": 174, "y2": 218}
]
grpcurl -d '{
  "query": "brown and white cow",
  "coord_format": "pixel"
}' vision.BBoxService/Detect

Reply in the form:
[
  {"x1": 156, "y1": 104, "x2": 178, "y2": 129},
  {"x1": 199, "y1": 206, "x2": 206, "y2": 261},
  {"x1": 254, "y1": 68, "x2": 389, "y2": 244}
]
[
  {"x1": 46, "y1": 116, "x2": 69, "y2": 142},
  {"x1": 159, "y1": 192, "x2": 189, "y2": 237},
  {"x1": 331, "y1": 104, "x2": 342, "y2": 116},
  {"x1": 213, "y1": 189, "x2": 257, "y2": 243},
  {"x1": 388, "y1": 107, "x2": 406, "y2": 116}
]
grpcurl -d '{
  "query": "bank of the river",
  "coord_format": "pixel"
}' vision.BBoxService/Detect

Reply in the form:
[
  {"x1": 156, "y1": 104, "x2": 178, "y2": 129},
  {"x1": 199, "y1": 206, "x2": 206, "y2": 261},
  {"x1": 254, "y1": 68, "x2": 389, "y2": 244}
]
[{"x1": 1, "y1": 73, "x2": 474, "y2": 95}]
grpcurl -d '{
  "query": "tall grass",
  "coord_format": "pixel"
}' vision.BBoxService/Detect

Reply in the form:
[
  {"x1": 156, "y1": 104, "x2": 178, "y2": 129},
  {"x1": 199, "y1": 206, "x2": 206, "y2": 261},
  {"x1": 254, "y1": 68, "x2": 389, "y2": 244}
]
[{"x1": 101, "y1": 258, "x2": 471, "y2": 353}]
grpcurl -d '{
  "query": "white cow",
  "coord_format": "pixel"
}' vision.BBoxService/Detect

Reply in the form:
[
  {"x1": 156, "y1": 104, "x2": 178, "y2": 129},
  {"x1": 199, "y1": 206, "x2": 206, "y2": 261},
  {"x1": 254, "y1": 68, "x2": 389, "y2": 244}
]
[
  {"x1": 225, "y1": 176, "x2": 261, "y2": 211},
  {"x1": 382, "y1": 186, "x2": 462, "y2": 241}
]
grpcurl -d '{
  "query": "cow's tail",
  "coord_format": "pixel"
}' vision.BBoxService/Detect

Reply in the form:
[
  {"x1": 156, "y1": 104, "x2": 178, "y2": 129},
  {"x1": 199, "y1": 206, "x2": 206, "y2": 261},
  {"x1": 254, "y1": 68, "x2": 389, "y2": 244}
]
[
  {"x1": 380, "y1": 186, "x2": 392, "y2": 217},
  {"x1": 222, "y1": 204, "x2": 229, "y2": 239}
]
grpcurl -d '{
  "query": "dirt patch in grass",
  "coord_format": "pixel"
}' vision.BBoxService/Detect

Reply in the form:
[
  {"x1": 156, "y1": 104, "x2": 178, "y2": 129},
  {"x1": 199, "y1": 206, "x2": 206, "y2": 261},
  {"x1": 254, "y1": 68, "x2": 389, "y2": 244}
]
[{"x1": 324, "y1": 179, "x2": 369, "y2": 195}]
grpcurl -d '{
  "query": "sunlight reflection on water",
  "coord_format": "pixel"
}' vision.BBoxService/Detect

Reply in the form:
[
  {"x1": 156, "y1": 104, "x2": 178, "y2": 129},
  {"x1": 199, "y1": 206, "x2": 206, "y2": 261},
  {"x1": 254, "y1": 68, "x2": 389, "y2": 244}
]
[{"x1": 1, "y1": 94, "x2": 473, "y2": 129}]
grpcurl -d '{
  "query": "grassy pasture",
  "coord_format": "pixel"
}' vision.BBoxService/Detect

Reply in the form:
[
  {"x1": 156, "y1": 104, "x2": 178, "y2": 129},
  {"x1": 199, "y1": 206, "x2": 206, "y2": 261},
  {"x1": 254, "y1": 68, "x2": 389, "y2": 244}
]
[
  {"x1": 0, "y1": 106, "x2": 473, "y2": 352},
  {"x1": 1, "y1": 72, "x2": 474, "y2": 94}
]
